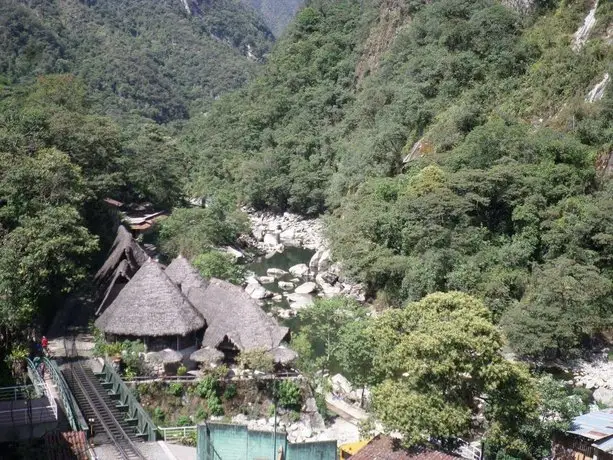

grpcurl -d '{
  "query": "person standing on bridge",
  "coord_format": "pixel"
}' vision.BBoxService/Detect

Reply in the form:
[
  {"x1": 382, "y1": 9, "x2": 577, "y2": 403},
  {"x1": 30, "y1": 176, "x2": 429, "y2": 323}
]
[{"x1": 41, "y1": 336, "x2": 49, "y2": 355}]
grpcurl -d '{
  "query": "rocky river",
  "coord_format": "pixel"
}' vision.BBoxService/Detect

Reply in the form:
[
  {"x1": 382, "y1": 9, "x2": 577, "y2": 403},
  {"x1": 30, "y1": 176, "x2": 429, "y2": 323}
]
[{"x1": 241, "y1": 210, "x2": 366, "y2": 320}]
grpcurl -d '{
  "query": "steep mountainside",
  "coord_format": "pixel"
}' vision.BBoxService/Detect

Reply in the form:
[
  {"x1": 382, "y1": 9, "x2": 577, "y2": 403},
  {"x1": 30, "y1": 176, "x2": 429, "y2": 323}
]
[
  {"x1": 0, "y1": 0, "x2": 274, "y2": 122},
  {"x1": 240, "y1": 0, "x2": 304, "y2": 37},
  {"x1": 184, "y1": 0, "x2": 613, "y2": 362}
]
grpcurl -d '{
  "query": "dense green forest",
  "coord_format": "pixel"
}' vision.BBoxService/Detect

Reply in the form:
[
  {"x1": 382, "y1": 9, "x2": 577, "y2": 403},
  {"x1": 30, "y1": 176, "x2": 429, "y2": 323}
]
[
  {"x1": 185, "y1": 0, "x2": 613, "y2": 361},
  {"x1": 0, "y1": 0, "x2": 274, "y2": 123}
]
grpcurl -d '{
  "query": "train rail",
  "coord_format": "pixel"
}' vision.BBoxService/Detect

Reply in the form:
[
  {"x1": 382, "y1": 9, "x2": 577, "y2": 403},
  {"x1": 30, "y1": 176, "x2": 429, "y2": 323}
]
[{"x1": 63, "y1": 337, "x2": 145, "y2": 460}]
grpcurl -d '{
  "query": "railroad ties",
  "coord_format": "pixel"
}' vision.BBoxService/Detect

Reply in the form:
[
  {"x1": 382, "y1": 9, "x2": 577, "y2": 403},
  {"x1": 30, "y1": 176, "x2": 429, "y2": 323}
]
[{"x1": 63, "y1": 361, "x2": 145, "y2": 460}]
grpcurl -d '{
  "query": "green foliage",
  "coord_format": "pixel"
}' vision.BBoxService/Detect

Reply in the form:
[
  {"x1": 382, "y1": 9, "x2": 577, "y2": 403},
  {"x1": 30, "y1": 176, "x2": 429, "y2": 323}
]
[
  {"x1": 192, "y1": 251, "x2": 246, "y2": 284},
  {"x1": 370, "y1": 292, "x2": 538, "y2": 450},
  {"x1": 168, "y1": 383, "x2": 184, "y2": 397},
  {"x1": 206, "y1": 394, "x2": 224, "y2": 416},
  {"x1": 175, "y1": 415, "x2": 192, "y2": 427},
  {"x1": 223, "y1": 383, "x2": 237, "y2": 401},
  {"x1": 158, "y1": 202, "x2": 249, "y2": 259},
  {"x1": 195, "y1": 406, "x2": 208, "y2": 422},
  {"x1": 294, "y1": 297, "x2": 366, "y2": 375},
  {"x1": 275, "y1": 380, "x2": 302, "y2": 411},
  {"x1": 237, "y1": 349, "x2": 275, "y2": 374},
  {"x1": 177, "y1": 365, "x2": 187, "y2": 377},
  {"x1": 153, "y1": 407, "x2": 166, "y2": 425},
  {"x1": 195, "y1": 377, "x2": 218, "y2": 399},
  {"x1": 0, "y1": 0, "x2": 273, "y2": 123}
]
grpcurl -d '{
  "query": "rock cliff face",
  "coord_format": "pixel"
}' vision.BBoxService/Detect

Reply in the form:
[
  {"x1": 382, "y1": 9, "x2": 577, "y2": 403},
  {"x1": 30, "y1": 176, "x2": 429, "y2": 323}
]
[
  {"x1": 239, "y1": 0, "x2": 304, "y2": 37},
  {"x1": 355, "y1": 0, "x2": 416, "y2": 86}
]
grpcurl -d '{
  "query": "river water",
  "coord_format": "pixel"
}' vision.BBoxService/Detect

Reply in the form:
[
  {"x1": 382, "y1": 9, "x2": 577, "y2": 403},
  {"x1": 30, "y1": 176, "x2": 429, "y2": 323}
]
[{"x1": 246, "y1": 247, "x2": 315, "y2": 328}]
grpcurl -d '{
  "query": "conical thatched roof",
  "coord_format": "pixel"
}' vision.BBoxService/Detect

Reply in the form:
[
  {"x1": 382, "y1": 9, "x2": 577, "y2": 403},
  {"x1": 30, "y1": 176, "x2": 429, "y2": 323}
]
[
  {"x1": 270, "y1": 347, "x2": 298, "y2": 365},
  {"x1": 95, "y1": 259, "x2": 205, "y2": 337},
  {"x1": 147, "y1": 348, "x2": 183, "y2": 364},
  {"x1": 190, "y1": 347, "x2": 224, "y2": 365},
  {"x1": 165, "y1": 257, "x2": 289, "y2": 352},
  {"x1": 95, "y1": 225, "x2": 147, "y2": 287}
]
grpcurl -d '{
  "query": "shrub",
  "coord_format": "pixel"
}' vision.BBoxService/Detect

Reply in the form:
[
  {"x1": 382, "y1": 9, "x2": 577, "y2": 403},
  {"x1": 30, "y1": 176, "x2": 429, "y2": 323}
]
[
  {"x1": 237, "y1": 349, "x2": 274, "y2": 374},
  {"x1": 168, "y1": 382, "x2": 184, "y2": 397},
  {"x1": 195, "y1": 406, "x2": 208, "y2": 421},
  {"x1": 195, "y1": 377, "x2": 217, "y2": 399},
  {"x1": 223, "y1": 383, "x2": 237, "y2": 400},
  {"x1": 289, "y1": 410, "x2": 301, "y2": 422},
  {"x1": 176, "y1": 415, "x2": 192, "y2": 426},
  {"x1": 153, "y1": 407, "x2": 166, "y2": 424},
  {"x1": 177, "y1": 365, "x2": 187, "y2": 376},
  {"x1": 207, "y1": 394, "x2": 224, "y2": 416},
  {"x1": 267, "y1": 404, "x2": 276, "y2": 417},
  {"x1": 315, "y1": 393, "x2": 329, "y2": 420},
  {"x1": 276, "y1": 380, "x2": 302, "y2": 411}
]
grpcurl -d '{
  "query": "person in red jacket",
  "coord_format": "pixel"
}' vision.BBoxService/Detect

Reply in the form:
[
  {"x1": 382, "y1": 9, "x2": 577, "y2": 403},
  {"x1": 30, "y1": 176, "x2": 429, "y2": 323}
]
[{"x1": 41, "y1": 336, "x2": 48, "y2": 355}]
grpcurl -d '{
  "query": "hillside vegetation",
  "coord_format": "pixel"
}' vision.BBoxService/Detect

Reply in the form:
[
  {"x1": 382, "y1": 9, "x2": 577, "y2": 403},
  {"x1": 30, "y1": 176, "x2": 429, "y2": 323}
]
[
  {"x1": 240, "y1": 0, "x2": 305, "y2": 36},
  {"x1": 0, "y1": 0, "x2": 274, "y2": 122},
  {"x1": 185, "y1": 0, "x2": 613, "y2": 360}
]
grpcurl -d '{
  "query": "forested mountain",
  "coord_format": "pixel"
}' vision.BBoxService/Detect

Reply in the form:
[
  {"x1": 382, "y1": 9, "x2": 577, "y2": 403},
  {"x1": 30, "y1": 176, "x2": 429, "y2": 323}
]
[
  {"x1": 239, "y1": 0, "x2": 304, "y2": 36},
  {"x1": 0, "y1": 0, "x2": 274, "y2": 122},
  {"x1": 185, "y1": 0, "x2": 613, "y2": 360}
]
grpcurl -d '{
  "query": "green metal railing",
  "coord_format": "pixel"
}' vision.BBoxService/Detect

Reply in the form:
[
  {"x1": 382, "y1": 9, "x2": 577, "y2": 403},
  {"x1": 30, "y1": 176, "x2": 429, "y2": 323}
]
[
  {"x1": 43, "y1": 358, "x2": 88, "y2": 432},
  {"x1": 96, "y1": 360, "x2": 159, "y2": 441}
]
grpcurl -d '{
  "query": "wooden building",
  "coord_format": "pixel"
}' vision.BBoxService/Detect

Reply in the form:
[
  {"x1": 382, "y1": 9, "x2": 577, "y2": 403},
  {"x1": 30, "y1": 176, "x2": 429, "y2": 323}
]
[{"x1": 553, "y1": 410, "x2": 613, "y2": 460}]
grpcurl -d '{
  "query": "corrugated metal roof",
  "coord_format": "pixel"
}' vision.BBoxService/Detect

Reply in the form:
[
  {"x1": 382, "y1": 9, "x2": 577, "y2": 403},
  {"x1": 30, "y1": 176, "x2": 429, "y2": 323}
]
[{"x1": 568, "y1": 409, "x2": 613, "y2": 443}]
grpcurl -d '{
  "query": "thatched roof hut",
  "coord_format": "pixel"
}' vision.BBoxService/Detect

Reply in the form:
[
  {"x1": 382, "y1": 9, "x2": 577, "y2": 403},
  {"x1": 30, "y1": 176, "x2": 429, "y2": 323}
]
[
  {"x1": 95, "y1": 259, "x2": 205, "y2": 338},
  {"x1": 190, "y1": 347, "x2": 224, "y2": 365},
  {"x1": 147, "y1": 348, "x2": 183, "y2": 364},
  {"x1": 165, "y1": 256, "x2": 290, "y2": 352},
  {"x1": 270, "y1": 347, "x2": 298, "y2": 365},
  {"x1": 95, "y1": 225, "x2": 147, "y2": 287}
]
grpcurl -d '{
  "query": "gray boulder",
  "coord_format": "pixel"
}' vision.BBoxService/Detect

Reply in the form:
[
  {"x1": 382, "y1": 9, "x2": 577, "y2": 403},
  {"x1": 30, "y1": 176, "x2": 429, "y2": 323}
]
[
  {"x1": 289, "y1": 263, "x2": 310, "y2": 277},
  {"x1": 295, "y1": 282, "x2": 317, "y2": 294},
  {"x1": 594, "y1": 388, "x2": 613, "y2": 407}
]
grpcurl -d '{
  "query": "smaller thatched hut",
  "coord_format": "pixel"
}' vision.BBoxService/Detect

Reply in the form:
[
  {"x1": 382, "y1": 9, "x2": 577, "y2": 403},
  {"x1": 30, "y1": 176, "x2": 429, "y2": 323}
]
[
  {"x1": 95, "y1": 259, "x2": 205, "y2": 351},
  {"x1": 269, "y1": 347, "x2": 298, "y2": 366},
  {"x1": 190, "y1": 347, "x2": 224, "y2": 367}
]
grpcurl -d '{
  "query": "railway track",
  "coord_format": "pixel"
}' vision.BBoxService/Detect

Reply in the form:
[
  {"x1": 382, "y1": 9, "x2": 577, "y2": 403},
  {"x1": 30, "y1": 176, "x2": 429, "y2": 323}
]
[{"x1": 62, "y1": 337, "x2": 146, "y2": 460}]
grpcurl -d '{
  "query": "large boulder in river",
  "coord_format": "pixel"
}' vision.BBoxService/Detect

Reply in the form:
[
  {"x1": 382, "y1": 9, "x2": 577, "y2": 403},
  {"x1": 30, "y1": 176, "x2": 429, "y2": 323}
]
[
  {"x1": 594, "y1": 388, "x2": 613, "y2": 407},
  {"x1": 267, "y1": 268, "x2": 287, "y2": 277},
  {"x1": 278, "y1": 281, "x2": 295, "y2": 291},
  {"x1": 309, "y1": 248, "x2": 332, "y2": 273},
  {"x1": 263, "y1": 233, "x2": 280, "y2": 246},
  {"x1": 245, "y1": 281, "x2": 272, "y2": 300},
  {"x1": 289, "y1": 263, "x2": 310, "y2": 277},
  {"x1": 295, "y1": 282, "x2": 317, "y2": 294},
  {"x1": 287, "y1": 293, "x2": 314, "y2": 309}
]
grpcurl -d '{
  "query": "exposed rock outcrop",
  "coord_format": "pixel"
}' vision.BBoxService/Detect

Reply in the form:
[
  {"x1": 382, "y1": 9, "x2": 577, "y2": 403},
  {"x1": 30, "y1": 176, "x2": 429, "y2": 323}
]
[{"x1": 572, "y1": 0, "x2": 599, "y2": 52}]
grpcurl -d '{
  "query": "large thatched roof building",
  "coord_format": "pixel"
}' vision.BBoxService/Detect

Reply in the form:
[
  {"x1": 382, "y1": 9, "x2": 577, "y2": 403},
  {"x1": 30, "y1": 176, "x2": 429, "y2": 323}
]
[
  {"x1": 95, "y1": 259, "x2": 205, "y2": 351},
  {"x1": 95, "y1": 251, "x2": 294, "y2": 362},
  {"x1": 165, "y1": 256, "x2": 290, "y2": 354}
]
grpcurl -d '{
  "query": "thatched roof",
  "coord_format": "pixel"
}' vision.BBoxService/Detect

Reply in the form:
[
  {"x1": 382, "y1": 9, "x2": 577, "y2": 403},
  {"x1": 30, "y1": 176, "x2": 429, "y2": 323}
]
[
  {"x1": 164, "y1": 257, "x2": 289, "y2": 352},
  {"x1": 95, "y1": 225, "x2": 147, "y2": 287},
  {"x1": 96, "y1": 259, "x2": 131, "y2": 315},
  {"x1": 95, "y1": 259, "x2": 205, "y2": 337},
  {"x1": 270, "y1": 347, "x2": 298, "y2": 365},
  {"x1": 165, "y1": 255, "x2": 209, "y2": 295},
  {"x1": 190, "y1": 347, "x2": 224, "y2": 365},
  {"x1": 147, "y1": 348, "x2": 183, "y2": 364}
]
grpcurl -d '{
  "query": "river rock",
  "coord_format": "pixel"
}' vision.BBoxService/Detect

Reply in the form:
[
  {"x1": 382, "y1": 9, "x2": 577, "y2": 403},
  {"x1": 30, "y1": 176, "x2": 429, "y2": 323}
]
[
  {"x1": 316, "y1": 274, "x2": 341, "y2": 297},
  {"x1": 319, "y1": 271, "x2": 338, "y2": 285},
  {"x1": 225, "y1": 246, "x2": 244, "y2": 259},
  {"x1": 278, "y1": 281, "x2": 295, "y2": 291},
  {"x1": 280, "y1": 228, "x2": 295, "y2": 242},
  {"x1": 271, "y1": 294, "x2": 283, "y2": 302},
  {"x1": 277, "y1": 309, "x2": 296, "y2": 319},
  {"x1": 263, "y1": 233, "x2": 280, "y2": 246},
  {"x1": 289, "y1": 263, "x2": 310, "y2": 277},
  {"x1": 267, "y1": 268, "x2": 287, "y2": 277},
  {"x1": 258, "y1": 276, "x2": 275, "y2": 284},
  {"x1": 295, "y1": 282, "x2": 317, "y2": 294},
  {"x1": 594, "y1": 388, "x2": 613, "y2": 406},
  {"x1": 287, "y1": 293, "x2": 314, "y2": 309},
  {"x1": 245, "y1": 282, "x2": 272, "y2": 300}
]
